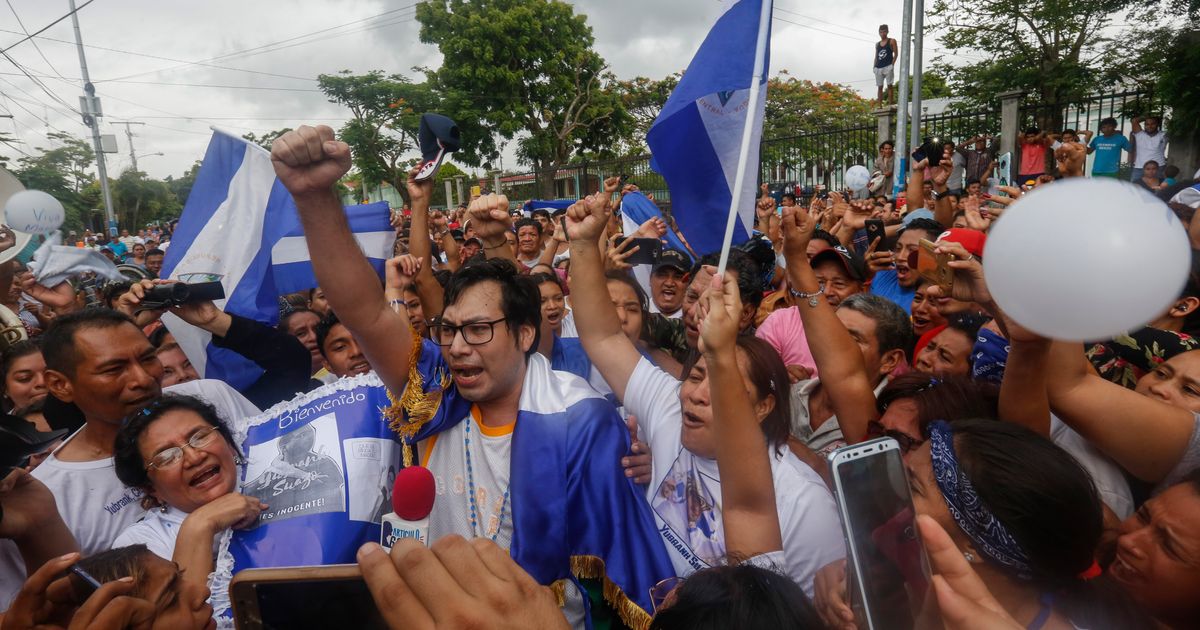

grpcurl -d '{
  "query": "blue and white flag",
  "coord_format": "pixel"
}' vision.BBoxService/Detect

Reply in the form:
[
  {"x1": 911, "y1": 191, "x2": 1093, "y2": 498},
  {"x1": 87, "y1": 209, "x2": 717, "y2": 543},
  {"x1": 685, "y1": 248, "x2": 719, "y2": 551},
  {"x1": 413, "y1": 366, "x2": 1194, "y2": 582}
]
[
  {"x1": 162, "y1": 130, "x2": 392, "y2": 389},
  {"x1": 646, "y1": 0, "x2": 771, "y2": 256}
]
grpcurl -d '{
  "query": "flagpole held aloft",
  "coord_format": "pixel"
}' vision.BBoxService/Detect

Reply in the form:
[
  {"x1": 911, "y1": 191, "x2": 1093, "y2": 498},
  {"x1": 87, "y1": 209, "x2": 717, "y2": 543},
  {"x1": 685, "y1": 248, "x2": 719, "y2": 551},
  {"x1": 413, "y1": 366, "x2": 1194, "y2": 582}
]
[{"x1": 716, "y1": 0, "x2": 772, "y2": 278}]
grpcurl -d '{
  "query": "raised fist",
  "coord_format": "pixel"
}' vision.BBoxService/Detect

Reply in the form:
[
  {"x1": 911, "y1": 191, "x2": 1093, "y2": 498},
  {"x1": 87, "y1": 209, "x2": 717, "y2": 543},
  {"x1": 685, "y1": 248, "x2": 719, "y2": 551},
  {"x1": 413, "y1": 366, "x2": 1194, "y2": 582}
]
[
  {"x1": 467, "y1": 193, "x2": 513, "y2": 246},
  {"x1": 271, "y1": 125, "x2": 353, "y2": 197}
]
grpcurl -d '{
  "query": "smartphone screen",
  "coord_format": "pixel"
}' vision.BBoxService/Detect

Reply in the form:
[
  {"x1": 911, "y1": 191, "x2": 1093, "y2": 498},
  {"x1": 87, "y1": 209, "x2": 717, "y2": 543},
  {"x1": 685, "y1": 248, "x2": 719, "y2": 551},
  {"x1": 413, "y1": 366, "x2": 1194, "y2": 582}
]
[
  {"x1": 239, "y1": 577, "x2": 387, "y2": 630},
  {"x1": 832, "y1": 440, "x2": 928, "y2": 630}
]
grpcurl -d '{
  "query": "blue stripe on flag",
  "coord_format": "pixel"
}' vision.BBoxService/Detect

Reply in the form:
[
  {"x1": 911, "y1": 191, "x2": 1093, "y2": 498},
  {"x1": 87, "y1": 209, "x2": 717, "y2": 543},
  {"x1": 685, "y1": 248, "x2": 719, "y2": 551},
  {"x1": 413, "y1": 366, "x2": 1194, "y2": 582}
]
[
  {"x1": 619, "y1": 192, "x2": 692, "y2": 260},
  {"x1": 161, "y1": 133, "x2": 247, "y2": 279},
  {"x1": 647, "y1": 0, "x2": 769, "y2": 257}
]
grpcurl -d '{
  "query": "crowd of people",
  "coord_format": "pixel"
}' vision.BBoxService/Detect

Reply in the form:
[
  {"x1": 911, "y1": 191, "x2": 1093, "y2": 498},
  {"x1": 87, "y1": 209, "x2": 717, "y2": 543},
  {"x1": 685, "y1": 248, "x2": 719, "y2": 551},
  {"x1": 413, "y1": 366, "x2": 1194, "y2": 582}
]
[{"x1": 0, "y1": 114, "x2": 1195, "y2": 630}]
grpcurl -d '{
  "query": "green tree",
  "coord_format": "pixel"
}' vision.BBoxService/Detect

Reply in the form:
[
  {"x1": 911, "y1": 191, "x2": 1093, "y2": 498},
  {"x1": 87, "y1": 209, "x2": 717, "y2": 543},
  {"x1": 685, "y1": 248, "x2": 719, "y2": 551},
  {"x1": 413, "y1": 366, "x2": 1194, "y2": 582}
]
[
  {"x1": 608, "y1": 74, "x2": 680, "y2": 152},
  {"x1": 928, "y1": 0, "x2": 1132, "y2": 115},
  {"x1": 11, "y1": 132, "x2": 99, "y2": 232},
  {"x1": 416, "y1": 0, "x2": 631, "y2": 197},
  {"x1": 241, "y1": 128, "x2": 293, "y2": 149},
  {"x1": 1154, "y1": 27, "x2": 1200, "y2": 137},
  {"x1": 760, "y1": 75, "x2": 877, "y2": 184},
  {"x1": 112, "y1": 170, "x2": 180, "y2": 230},
  {"x1": 317, "y1": 70, "x2": 439, "y2": 198},
  {"x1": 164, "y1": 161, "x2": 201, "y2": 207}
]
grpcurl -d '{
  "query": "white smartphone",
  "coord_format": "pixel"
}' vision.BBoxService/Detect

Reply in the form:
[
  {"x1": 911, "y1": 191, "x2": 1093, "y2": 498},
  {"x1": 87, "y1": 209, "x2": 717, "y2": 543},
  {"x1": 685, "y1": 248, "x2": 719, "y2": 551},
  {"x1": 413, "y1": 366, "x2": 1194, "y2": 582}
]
[{"x1": 829, "y1": 438, "x2": 930, "y2": 630}]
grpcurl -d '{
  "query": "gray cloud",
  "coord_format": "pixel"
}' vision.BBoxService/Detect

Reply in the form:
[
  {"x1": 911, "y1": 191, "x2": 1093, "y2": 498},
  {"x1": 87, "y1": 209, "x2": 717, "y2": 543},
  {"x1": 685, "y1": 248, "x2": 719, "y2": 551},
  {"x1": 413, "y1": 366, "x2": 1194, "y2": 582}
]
[{"x1": 1, "y1": 0, "x2": 905, "y2": 181}]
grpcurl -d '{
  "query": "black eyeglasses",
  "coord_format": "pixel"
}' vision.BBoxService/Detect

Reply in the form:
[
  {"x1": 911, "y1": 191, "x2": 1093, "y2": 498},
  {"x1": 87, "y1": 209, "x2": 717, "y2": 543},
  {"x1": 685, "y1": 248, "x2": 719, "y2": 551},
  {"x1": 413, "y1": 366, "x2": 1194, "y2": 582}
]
[{"x1": 429, "y1": 317, "x2": 508, "y2": 347}]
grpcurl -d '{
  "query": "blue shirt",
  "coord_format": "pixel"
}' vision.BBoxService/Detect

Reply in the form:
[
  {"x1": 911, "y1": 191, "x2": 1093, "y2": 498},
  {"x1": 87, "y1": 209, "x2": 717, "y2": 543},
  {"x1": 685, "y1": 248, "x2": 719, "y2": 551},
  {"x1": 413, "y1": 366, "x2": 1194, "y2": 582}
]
[
  {"x1": 551, "y1": 336, "x2": 592, "y2": 380},
  {"x1": 870, "y1": 269, "x2": 915, "y2": 314},
  {"x1": 1089, "y1": 134, "x2": 1130, "y2": 175}
]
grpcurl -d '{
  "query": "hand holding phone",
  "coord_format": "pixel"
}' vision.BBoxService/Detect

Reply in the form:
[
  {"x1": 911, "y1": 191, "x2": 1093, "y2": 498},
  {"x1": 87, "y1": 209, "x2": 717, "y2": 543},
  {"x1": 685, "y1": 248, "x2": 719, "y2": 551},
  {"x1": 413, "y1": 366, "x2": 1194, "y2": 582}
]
[
  {"x1": 912, "y1": 238, "x2": 953, "y2": 292},
  {"x1": 612, "y1": 236, "x2": 662, "y2": 266},
  {"x1": 864, "y1": 219, "x2": 889, "y2": 252},
  {"x1": 830, "y1": 439, "x2": 930, "y2": 630}
]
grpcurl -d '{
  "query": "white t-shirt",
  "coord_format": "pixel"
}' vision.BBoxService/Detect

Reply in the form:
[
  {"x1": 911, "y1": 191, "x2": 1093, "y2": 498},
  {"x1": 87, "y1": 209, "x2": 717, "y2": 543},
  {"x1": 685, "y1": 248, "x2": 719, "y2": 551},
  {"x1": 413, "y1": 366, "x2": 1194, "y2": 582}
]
[
  {"x1": 419, "y1": 407, "x2": 586, "y2": 628},
  {"x1": 422, "y1": 409, "x2": 514, "y2": 548},
  {"x1": 112, "y1": 505, "x2": 189, "y2": 560},
  {"x1": 559, "y1": 311, "x2": 579, "y2": 339},
  {"x1": 1131, "y1": 130, "x2": 1168, "y2": 169},
  {"x1": 1050, "y1": 415, "x2": 1133, "y2": 519},
  {"x1": 623, "y1": 357, "x2": 846, "y2": 596},
  {"x1": 0, "y1": 379, "x2": 259, "y2": 607}
]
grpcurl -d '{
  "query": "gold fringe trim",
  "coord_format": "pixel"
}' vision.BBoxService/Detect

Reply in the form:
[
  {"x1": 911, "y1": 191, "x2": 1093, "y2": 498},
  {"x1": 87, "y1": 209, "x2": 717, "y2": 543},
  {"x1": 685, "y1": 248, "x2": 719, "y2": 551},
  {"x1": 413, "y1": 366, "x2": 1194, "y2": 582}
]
[
  {"x1": 569, "y1": 555, "x2": 654, "y2": 630},
  {"x1": 382, "y1": 329, "x2": 450, "y2": 467},
  {"x1": 550, "y1": 579, "x2": 568, "y2": 607}
]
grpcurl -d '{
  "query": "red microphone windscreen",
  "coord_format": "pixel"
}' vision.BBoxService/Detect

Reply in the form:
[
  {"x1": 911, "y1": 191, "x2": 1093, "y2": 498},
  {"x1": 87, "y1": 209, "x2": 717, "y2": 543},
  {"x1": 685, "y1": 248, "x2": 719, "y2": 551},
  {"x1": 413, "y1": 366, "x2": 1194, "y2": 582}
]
[{"x1": 392, "y1": 465, "x2": 436, "y2": 521}]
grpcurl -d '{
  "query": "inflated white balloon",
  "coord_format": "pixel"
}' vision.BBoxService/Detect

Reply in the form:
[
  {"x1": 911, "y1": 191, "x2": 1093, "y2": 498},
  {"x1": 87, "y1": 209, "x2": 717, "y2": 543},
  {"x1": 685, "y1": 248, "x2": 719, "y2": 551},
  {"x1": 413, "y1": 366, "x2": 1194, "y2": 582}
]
[
  {"x1": 984, "y1": 178, "x2": 1189, "y2": 341},
  {"x1": 845, "y1": 165, "x2": 871, "y2": 192},
  {"x1": 4, "y1": 190, "x2": 65, "y2": 235}
]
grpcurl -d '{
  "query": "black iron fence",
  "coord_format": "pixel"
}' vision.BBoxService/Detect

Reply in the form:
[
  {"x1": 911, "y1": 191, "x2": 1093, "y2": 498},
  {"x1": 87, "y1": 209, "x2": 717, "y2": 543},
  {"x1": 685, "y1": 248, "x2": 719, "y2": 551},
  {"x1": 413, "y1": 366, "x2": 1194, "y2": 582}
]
[{"x1": 484, "y1": 89, "x2": 1162, "y2": 208}]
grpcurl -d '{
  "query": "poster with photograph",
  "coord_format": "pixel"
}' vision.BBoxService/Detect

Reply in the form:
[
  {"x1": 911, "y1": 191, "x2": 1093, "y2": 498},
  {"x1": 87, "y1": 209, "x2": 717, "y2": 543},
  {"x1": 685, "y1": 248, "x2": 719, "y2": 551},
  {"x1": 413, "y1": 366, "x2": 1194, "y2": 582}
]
[{"x1": 217, "y1": 373, "x2": 399, "y2": 613}]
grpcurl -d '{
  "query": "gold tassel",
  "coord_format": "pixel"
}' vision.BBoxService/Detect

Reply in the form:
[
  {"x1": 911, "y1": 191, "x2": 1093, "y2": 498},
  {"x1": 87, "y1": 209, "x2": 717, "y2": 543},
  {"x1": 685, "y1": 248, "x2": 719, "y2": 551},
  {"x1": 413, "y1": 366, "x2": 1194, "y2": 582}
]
[
  {"x1": 381, "y1": 329, "x2": 451, "y2": 467},
  {"x1": 550, "y1": 579, "x2": 568, "y2": 607},
  {"x1": 569, "y1": 555, "x2": 654, "y2": 630}
]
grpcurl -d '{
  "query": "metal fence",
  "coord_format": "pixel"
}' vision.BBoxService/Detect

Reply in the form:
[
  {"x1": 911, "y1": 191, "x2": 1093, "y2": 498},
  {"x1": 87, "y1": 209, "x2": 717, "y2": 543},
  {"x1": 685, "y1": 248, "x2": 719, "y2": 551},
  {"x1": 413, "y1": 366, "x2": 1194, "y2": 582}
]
[
  {"x1": 480, "y1": 89, "x2": 1163, "y2": 208},
  {"x1": 1019, "y1": 90, "x2": 1165, "y2": 178},
  {"x1": 759, "y1": 124, "x2": 878, "y2": 192}
]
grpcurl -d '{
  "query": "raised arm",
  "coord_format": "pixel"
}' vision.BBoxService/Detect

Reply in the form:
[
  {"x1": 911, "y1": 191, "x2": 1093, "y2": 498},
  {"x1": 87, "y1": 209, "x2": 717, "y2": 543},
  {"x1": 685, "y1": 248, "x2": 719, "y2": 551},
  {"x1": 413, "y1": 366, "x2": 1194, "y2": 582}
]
[
  {"x1": 1045, "y1": 340, "x2": 1195, "y2": 482},
  {"x1": 930, "y1": 148, "x2": 955, "y2": 227},
  {"x1": 701, "y1": 272, "x2": 782, "y2": 558},
  {"x1": 907, "y1": 157, "x2": 927, "y2": 211},
  {"x1": 781, "y1": 205, "x2": 879, "y2": 443},
  {"x1": 405, "y1": 170, "x2": 446, "y2": 314},
  {"x1": 271, "y1": 125, "x2": 413, "y2": 395},
  {"x1": 566, "y1": 192, "x2": 643, "y2": 403}
]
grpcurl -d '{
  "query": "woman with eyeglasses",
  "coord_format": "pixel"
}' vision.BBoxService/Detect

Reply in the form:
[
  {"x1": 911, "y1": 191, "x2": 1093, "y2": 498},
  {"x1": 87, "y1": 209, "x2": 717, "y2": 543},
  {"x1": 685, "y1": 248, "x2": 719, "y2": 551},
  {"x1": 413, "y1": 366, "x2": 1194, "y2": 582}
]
[{"x1": 111, "y1": 394, "x2": 265, "y2": 592}]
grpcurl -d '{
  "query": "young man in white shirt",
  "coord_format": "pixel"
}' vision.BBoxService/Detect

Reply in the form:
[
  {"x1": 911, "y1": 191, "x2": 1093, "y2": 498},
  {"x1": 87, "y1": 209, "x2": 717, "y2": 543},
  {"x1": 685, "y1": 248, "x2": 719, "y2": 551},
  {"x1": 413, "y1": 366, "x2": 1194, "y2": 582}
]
[{"x1": 1130, "y1": 115, "x2": 1168, "y2": 183}]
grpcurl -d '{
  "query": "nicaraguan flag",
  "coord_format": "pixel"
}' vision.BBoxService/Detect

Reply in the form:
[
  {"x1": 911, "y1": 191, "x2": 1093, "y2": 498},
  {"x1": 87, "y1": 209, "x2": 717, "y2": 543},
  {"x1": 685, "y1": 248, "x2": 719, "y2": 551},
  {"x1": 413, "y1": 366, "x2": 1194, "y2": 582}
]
[
  {"x1": 161, "y1": 130, "x2": 392, "y2": 388},
  {"x1": 646, "y1": 0, "x2": 770, "y2": 256}
]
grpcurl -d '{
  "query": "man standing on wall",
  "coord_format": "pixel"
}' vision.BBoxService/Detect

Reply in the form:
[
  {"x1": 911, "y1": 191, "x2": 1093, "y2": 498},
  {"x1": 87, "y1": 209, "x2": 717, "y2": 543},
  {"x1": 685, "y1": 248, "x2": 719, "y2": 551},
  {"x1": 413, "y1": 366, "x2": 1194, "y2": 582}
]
[{"x1": 874, "y1": 25, "x2": 898, "y2": 106}]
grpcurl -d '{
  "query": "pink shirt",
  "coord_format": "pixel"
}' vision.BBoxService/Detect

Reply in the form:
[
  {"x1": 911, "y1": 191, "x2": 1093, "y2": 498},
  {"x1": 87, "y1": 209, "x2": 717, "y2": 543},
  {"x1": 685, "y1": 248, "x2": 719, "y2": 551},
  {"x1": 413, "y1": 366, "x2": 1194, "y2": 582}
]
[
  {"x1": 1019, "y1": 142, "x2": 1046, "y2": 175},
  {"x1": 756, "y1": 307, "x2": 817, "y2": 377}
]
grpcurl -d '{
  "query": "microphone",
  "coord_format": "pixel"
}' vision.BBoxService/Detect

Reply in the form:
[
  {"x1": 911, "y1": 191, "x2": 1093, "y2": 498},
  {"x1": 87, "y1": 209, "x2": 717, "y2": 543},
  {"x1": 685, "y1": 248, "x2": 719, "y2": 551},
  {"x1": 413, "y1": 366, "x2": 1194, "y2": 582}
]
[{"x1": 381, "y1": 465, "x2": 435, "y2": 550}]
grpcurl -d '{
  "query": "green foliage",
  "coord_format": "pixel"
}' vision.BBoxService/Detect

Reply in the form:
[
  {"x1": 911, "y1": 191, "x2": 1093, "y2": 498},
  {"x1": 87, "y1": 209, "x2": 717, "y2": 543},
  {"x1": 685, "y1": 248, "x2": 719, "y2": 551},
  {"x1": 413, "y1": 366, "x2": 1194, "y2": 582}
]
[
  {"x1": 164, "y1": 161, "x2": 201, "y2": 208},
  {"x1": 1155, "y1": 27, "x2": 1200, "y2": 137},
  {"x1": 765, "y1": 75, "x2": 874, "y2": 137},
  {"x1": 416, "y1": 0, "x2": 631, "y2": 195},
  {"x1": 607, "y1": 74, "x2": 680, "y2": 153},
  {"x1": 11, "y1": 131, "x2": 99, "y2": 232},
  {"x1": 928, "y1": 0, "x2": 1132, "y2": 109},
  {"x1": 241, "y1": 128, "x2": 293, "y2": 148},
  {"x1": 112, "y1": 169, "x2": 181, "y2": 230},
  {"x1": 318, "y1": 70, "x2": 440, "y2": 194}
]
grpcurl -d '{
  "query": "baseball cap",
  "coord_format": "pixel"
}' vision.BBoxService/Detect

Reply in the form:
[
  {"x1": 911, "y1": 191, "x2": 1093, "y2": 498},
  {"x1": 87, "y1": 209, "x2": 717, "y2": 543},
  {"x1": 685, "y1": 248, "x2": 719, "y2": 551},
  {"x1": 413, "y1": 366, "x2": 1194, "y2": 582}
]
[
  {"x1": 653, "y1": 248, "x2": 691, "y2": 274},
  {"x1": 413, "y1": 113, "x2": 461, "y2": 181},
  {"x1": 811, "y1": 246, "x2": 867, "y2": 282},
  {"x1": 937, "y1": 228, "x2": 986, "y2": 259},
  {"x1": 0, "y1": 414, "x2": 67, "y2": 470},
  {"x1": 901, "y1": 208, "x2": 935, "y2": 226}
]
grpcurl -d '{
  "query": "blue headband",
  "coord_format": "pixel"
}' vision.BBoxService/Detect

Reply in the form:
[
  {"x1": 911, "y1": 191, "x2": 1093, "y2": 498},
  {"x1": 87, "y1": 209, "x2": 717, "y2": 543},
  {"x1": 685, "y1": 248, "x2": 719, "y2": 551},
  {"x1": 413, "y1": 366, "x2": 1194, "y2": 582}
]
[
  {"x1": 971, "y1": 328, "x2": 1009, "y2": 383},
  {"x1": 928, "y1": 420, "x2": 1033, "y2": 580}
]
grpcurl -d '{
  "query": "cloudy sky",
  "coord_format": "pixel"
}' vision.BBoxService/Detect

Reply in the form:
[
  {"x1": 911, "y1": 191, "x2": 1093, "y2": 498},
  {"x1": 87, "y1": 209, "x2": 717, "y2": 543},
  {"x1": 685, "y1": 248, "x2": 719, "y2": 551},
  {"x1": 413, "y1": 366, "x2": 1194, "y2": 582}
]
[{"x1": 1, "y1": 0, "x2": 962, "y2": 180}]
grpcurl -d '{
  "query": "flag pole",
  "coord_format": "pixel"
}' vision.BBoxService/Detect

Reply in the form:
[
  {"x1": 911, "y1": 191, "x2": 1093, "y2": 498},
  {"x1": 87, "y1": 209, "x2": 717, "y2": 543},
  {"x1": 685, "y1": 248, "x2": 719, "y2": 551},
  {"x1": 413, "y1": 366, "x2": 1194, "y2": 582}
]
[{"x1": 716, "y1": 0, "x2": 773, "y2": 278}]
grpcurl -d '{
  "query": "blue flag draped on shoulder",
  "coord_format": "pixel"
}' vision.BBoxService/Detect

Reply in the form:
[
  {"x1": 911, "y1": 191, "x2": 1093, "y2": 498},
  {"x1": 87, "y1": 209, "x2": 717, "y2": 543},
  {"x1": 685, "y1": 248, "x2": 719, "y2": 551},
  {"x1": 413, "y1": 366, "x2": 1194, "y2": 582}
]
[
  {"x1": 161, "y1": 130, "x2": 392, "y2": 389},
  {"x1": 646, "y1": 0, "x2": 771, "y2": 256}
]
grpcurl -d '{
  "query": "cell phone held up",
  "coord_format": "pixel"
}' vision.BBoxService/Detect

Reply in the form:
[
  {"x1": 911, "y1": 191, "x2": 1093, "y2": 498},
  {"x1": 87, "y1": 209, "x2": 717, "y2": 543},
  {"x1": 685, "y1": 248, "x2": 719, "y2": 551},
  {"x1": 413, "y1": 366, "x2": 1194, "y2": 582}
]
[
  {"x1": 864, "y1": 219, "x2": 889, "y2": 252},
  {"x1": 911, "y1": 238, "x2": 953, "y2": 293},
  {"x1": 830, "y1": 438, "x2": 930, "y2": 630},
  {"x1": 231, "y1": 564, "x2": 388, "y2": 630},
  {"x1": 612, "y1": 236, "x2": 661, "y2": 266}
]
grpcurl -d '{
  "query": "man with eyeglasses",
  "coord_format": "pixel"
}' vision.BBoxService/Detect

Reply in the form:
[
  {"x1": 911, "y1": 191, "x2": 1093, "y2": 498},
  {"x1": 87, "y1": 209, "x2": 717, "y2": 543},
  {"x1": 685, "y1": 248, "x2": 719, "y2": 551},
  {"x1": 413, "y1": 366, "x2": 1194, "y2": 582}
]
[
  {"x1": 0, "y1": 309, "x2": 259, "y2": 608},
  {"x1": 272, "y1": 125, "x2": 674, "y2": 629}
]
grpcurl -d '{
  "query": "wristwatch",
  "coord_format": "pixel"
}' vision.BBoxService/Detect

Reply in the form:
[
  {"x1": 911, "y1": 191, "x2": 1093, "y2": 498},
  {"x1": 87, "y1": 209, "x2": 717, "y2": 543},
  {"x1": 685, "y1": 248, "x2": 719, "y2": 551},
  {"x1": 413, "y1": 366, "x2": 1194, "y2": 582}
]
[{"x1": 931, "y1": 188, "x2": 950, "y2": 201}]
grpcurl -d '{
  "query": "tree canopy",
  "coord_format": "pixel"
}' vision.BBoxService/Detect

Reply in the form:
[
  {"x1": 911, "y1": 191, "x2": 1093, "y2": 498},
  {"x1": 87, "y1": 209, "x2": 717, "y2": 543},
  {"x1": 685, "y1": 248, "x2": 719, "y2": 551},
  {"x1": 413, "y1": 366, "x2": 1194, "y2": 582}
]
[{"x1": 415, "y1": 0, "x2": 630, "y2": 195}]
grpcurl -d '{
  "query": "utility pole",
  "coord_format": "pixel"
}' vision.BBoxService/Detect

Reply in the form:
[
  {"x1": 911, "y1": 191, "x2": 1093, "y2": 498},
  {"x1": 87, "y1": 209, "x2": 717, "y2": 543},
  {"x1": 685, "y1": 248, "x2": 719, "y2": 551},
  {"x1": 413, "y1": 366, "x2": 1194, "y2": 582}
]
[
  {"x1": 112, "y1": 120, "x2": 145, "y2": 172},
  {"x1": 909, "y1": 0, "x2": 926, "y2": 154},
  {"x1": 68, "y1": 0, "x2": 117, "y2": 236},
  {"x1": 893, "y1": 0, "x2": 914, "y2": 198}
]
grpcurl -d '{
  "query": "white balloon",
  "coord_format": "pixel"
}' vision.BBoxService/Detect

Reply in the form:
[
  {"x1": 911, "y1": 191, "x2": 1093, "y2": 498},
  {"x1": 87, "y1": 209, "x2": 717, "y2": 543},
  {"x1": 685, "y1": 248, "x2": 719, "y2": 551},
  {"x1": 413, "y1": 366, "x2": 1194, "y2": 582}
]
[
  {"x1": 845, "y1": 165, "x2": 871, "y2": 192},
  {"x1": 984, "y1": 178, "x2": 1189, "y2": 341},
  {"x1": 4, "y1": 190, "x2": 65, "y2": 235}
]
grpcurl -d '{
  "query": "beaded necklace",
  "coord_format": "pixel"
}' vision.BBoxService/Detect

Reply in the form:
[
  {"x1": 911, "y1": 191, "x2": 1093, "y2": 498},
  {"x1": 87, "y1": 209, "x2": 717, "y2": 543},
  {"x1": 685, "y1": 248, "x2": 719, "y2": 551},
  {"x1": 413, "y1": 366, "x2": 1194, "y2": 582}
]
[{"x1": 463, "y1": 416, "x2": 511, "y2": 541}]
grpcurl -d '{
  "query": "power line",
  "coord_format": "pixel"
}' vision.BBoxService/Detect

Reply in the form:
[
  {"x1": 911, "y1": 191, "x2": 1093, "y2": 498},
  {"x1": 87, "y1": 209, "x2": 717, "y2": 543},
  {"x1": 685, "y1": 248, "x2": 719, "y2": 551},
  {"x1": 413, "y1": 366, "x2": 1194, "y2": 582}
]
[
  {"x1": 0, "y1": 51, "x2": 81, "y2": 114},
  {"x1": 774, "y1": 4, "x2": 990, "y2": 62},
  {"x1": 5, "y1": 0, "x2": 71, "y2": 80},
  {"x1": 97, "y1": 5, "x2": 420, "y2": 83},
  {"x1": 0, "y1": 0, "x2": 98, "y2": 54}
]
